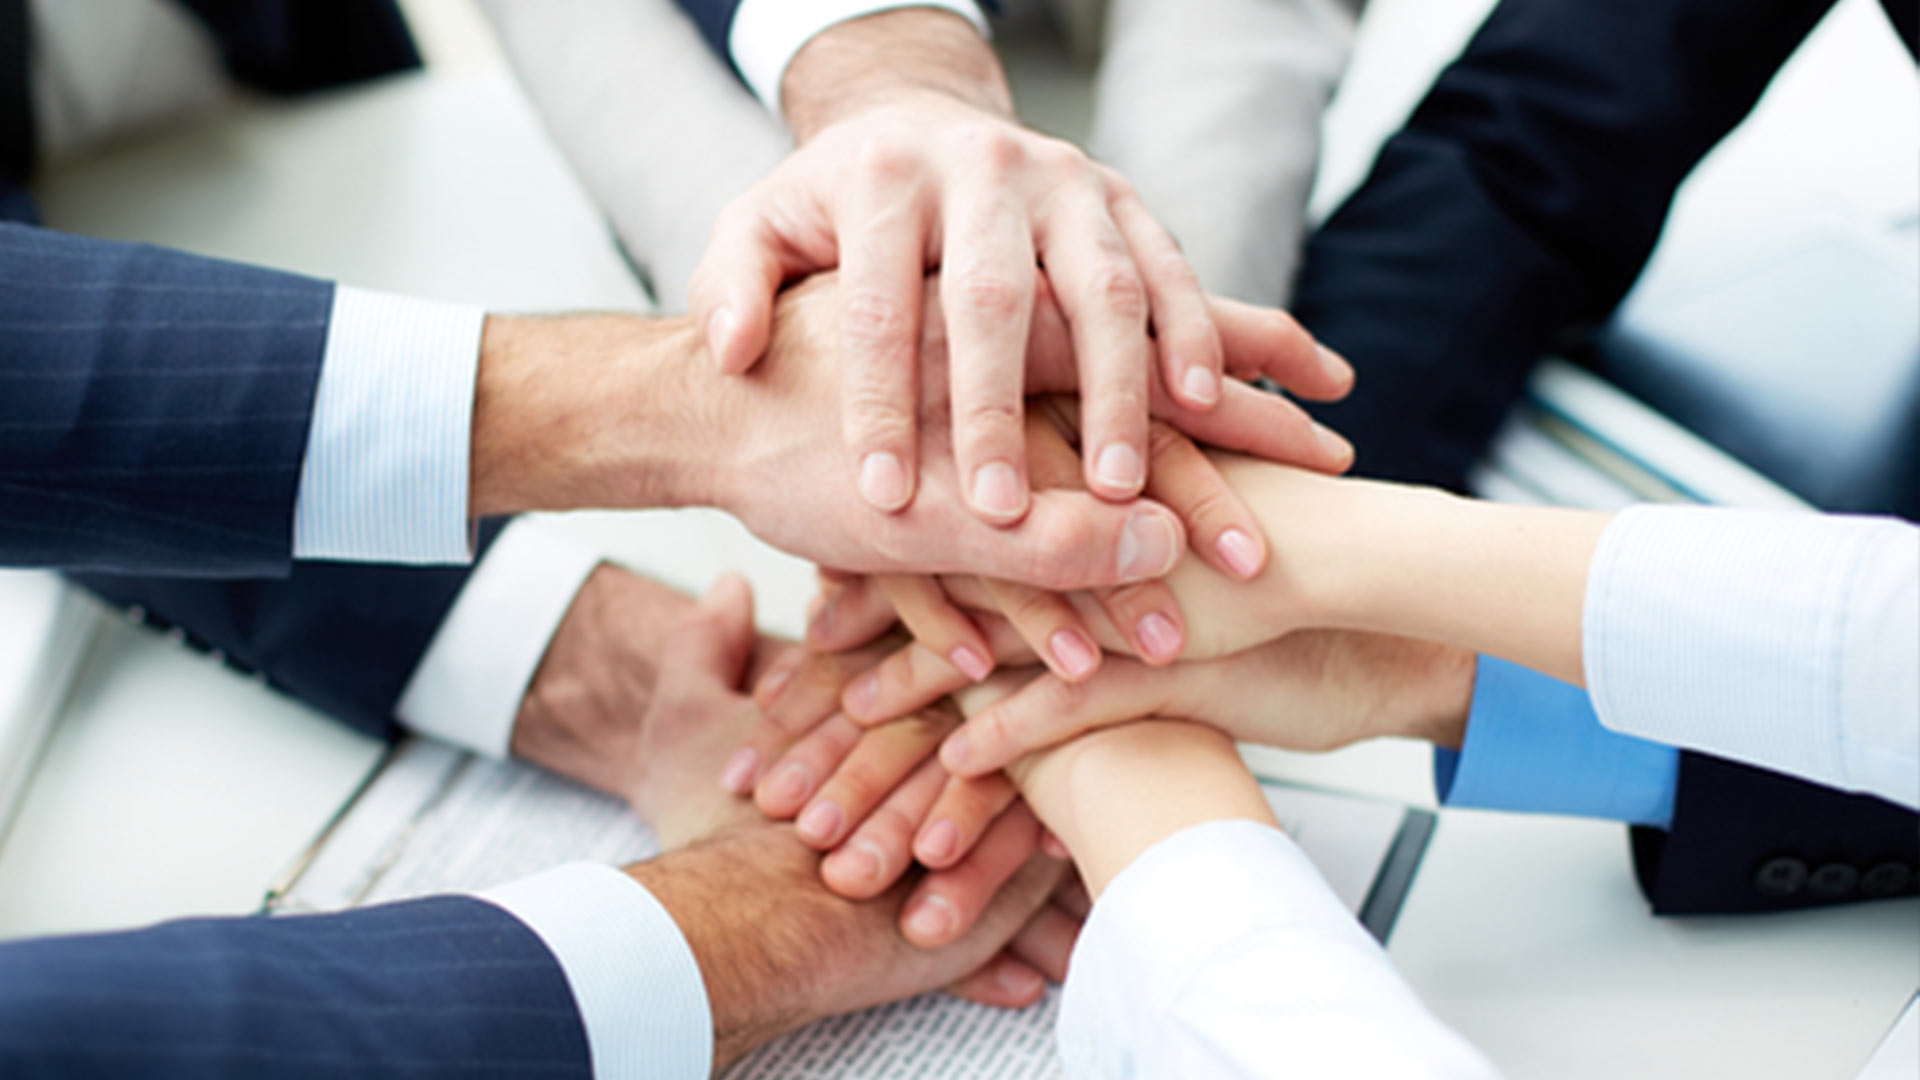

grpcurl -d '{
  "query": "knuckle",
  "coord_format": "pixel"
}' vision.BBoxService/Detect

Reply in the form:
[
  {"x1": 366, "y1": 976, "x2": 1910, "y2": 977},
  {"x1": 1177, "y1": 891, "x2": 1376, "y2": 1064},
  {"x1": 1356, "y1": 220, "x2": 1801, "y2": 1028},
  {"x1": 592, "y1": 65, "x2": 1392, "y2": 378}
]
[
  {"x1": 1032, "y1": 136, "x2": 1088, "y2": 175},
  {"x1": 1025, "y1": 515, "x2": 1095, "y2": 586},
  {"x1": 1181, "y1": 486, "x2": 1244, "y2": 531},
  {"x1": 956, "y1": 398, "x2": 1024, "y2": 440},
  {"x1": 856, "y1": 135, "x2": 920, "y2": 185},
  {"x1": 842, "y1": 292, "x2": 917, "y2": 356},
  {"x1": 1145, "y1": 420, "x2": 1195, "y2": 462},
  {"x1": 952, "y1": 124, "x2": 1027, "y2": 174},
  {"x1": 952, "y1": 271, "x2": 1028, "y2": 324},
  {"x1": 1091, "y1": 265, "x2": 1149, "y2": 321}
]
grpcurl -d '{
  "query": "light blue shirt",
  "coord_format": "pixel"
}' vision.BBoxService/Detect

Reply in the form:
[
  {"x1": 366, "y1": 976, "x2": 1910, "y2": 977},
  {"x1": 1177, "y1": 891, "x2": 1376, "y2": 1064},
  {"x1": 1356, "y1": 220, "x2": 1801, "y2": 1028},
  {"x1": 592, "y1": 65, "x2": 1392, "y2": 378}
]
[
  {"x1": 291, "y1": 285, "x2": 485, "y2": 564},
  {"x1": 1435, "y1": 656, "x2": 1679, "y2": 829}
]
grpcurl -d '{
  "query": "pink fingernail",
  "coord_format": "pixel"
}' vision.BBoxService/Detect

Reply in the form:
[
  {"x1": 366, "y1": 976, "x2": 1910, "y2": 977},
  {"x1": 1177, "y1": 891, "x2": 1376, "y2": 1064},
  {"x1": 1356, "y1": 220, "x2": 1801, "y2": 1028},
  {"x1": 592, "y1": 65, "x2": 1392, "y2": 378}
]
[
  {"x1": 721, "y1": 749, "x2": 760, "y2": 794},
  {"x1": 766, "y1": 761, "x2": 813, "y2": 808},
  {"x1": 859, "y1": 452, "x2": 909, "y2": 511},
  {"x1": 836, "y1": 838, "x2": 887, "y2": 884},
  {"x1": 971, "y1": 462, "x2": 1024, "y2": 517},
  {"x1": 941, "y1": 731, "x2": 972, "y2": 772},
  {"x1": 1182, "y1": 366, "x2": 1220, "y2": 406},
  {"x1": 1095, "y1": 443, "x2": 1144, "y2": 492},
  {"x1": 1118, "y1": 511, "x2": 1178, "y2": 579},
  {"x1": 797, "y1": 801, "x2": 844, "y2": 845},
  {"x1": 918, "y1": 820, "x2": 961, "y2": 863},
  {"x1": 997, "y1": 964, "x2": 1043, "y2": 997},
  {"x1": 707, "y1": 306, "x2": 736, "y2": 362},
  {"x1": 1049, "y1": 629, "x2": 1098, "y2": 679},
  {"x1": 949, "y1": 645, "x2": 992, "y2": 683},
  {"x1": 1215, "y1": 528, "x2": 1263, "y2": 579},
  {"x1": 1315, "y1": 422, "x2": 1353, "y2": 461},
  {"x1": 905, "y1": 895, "x2": 958, "y2": 942},
  {"x1": 1135, "y1": 612, "x2": 1182, "y2": 661},
  {"x1": 844, "y1": 673, "x2": 879, "y2": 716}
]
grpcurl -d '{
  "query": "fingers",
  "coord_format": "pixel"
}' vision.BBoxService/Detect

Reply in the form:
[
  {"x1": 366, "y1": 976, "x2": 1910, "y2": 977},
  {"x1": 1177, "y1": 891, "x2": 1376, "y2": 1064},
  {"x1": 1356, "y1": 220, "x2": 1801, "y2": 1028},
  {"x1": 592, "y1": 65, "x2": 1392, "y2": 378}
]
[
  {"x1": 982, "y1": 578, "x2": 1103, "y2": 682},
  {"x1": 1004, "y1": 896, "x2": 1080, "y2": 983},
  {"x1": 901, "y1": 800, "x2": 1048, "y2": 948},
  {"x1": 913, "y1": 771, "x2": 1019, "y2": 870},
  {"x1": 1085, "y1": 578, "x2": 1186, "y2": 665},
  {"x1": 1104, "y1": 171, "x2": 1223, "y2": 413},
  {"x1": 941, "y1": 660, "x2": 1183, "y2": 777},
  {"x1": 803, "y1": 574, "x2": 901, "y2": 653},
  {"x1": 946, "y1": 952, "x2": 1049, "y2": 1009},
  {"x1": 753, "y1": 643, "x2": 896, "y2": 740},
  {"x1": 942, "y1": 142, "x2": 1040, "y2": 524},
  {"x1": 1144, "y1": 420, "x2": 1270, "y2": 582},
  {"x1": 947, "y1": 488, "x2": 1184, "y2": 590},
  {"x1": 876, "y1": 575, "x2": 994, "y2": 683},
  {"x1": 687, "y1": 191, "x2": 812, "y2": 376},
  {"x1": 818, "y1": 756, "x2": 948, "y2": 900},
  {"x1": 660, "y1": 575, "x2": 757, "y2": 697},
  {"x1": 1034, "y1": 184, "x2": 1152, "y2": 502},
  {"x1": 838, "y1": 144, "x2": 934, "y2": 513},
  {"x1": 1209, "y1": 296, "x2": 1354, "y2": 402},
  {"x1": 753, "y1": 712, "x2": 863, "y2": 820},
  {"x1": 794, "y1": 707, "x2": 958, "y2": 851},
  {"x1": 1156, "y1": 374, "x2": 1355, "y2": 476},
  {"x1": 841, "y1": 640, "x2": 975, "y2": 728}
]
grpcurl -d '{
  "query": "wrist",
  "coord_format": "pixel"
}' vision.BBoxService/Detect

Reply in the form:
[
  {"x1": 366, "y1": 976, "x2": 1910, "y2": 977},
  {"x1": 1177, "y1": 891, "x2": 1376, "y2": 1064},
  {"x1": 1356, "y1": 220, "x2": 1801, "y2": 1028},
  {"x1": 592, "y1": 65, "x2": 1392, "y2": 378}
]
[
  {"x1": 781, "y1": 8, "x2": 1012, "y2": 140},
  {"x1": 469, "y1": 313, "x2": 718, "y2": 517}
]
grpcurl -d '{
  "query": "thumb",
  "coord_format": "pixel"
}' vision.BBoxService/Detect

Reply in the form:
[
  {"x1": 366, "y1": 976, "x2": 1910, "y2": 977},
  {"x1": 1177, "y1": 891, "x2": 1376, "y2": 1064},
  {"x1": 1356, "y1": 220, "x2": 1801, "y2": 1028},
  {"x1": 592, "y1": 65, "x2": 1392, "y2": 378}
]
[
  {"x1": 663, "y1": 574, "x2": 758, "y2": 693},
  {"x1": 689, "y1": 192, "x2": 816, "y2": 375}
]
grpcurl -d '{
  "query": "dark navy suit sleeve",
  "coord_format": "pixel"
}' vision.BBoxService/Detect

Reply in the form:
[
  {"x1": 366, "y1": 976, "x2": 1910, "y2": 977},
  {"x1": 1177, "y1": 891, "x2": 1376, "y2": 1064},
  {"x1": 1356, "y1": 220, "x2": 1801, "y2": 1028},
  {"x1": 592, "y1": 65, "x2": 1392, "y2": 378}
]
[
  {"x1": 0, "y1": 896, "x2": 590, "y2": 1080},
  {"x1": 66, "y1": 519, "x2": 508, "y2": 742},
  {"x1": 1290, "y1": 0, "x2": 1920, "y2": 915},
  {"x1": 0, "y1": 224, "x2": 334, "y2": 577}
]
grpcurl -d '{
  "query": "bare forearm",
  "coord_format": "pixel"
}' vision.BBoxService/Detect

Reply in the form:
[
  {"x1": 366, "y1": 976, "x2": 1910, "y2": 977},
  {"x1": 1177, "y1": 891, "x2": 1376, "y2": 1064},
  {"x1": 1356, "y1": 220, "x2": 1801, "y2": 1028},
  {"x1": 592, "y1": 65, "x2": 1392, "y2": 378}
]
[{"x1": 780, "y1": 8, "x2": 1012, "y2": 139}]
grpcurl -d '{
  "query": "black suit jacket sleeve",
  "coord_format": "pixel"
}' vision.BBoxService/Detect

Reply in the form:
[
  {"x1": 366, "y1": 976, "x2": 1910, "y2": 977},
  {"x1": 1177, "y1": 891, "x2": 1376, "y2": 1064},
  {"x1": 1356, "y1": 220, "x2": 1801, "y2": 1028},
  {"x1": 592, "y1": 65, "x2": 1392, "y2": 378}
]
[
  {"x1": 1290, "y1": 0, "x2": 1920, "y2": 489},
  {"x1": 0, "y1": 224, "x2": 335, "y2": 577},
  {"x1": 67, "y1": 519, "x2": 508, "y2": 743}
]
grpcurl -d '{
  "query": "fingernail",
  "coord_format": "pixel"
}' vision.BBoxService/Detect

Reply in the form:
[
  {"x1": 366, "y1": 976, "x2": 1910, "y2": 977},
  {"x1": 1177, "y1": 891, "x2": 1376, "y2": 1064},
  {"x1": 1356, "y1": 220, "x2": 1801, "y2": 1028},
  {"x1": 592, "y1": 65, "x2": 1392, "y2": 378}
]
[
  {"x1": 1135, "y1": 612, "x2": 1182, "y2": 662},
  {"x1": 1094, "y1": 443, "x2": 1144, "y2": 492},
  {"x1": 1117, "y1": 510, "x2": 1178, "y2": 580},
  {"x1": 905, "y1": 894, "x2": 958, "y2": 942},
  {"x1": 1215, "y1": 528, "x2": 1263, "y2": 579},
  {"x1": 971, "y1": 462, "x2": 1024, "y2": 517},
  {"x1": 766, "y1": 761, "x2": 814, "y2": 808},
  {"x1": 719, "y1": 748, "x2": 760, "y2": 794},
  {"x1": 797, "y1": 801, "x2": 844, "y2": 844},
  {"x1": 997, "y1": 964, "x2": 1043, "y2": 997},
  {"x1": 707, "y1": 306, "x2": 736, "y2": 361},
  {"x1": 1048, "y1": 629, "x2": 1098, "y2": 679},
  {"x1": 844, "y1": 673, "x2": 878, "y2": 716},
  {"x1": 949, "y1": 645, "x2": 992, "y2": 683},
  {"x1": 1182, "y1": 366, "x2": 1220, "y2": 406},
  {"x1": 754, "y1": 664, "x2": 793, "y2": 704},
  {"x1": 807, "y1": 596, "x2": 835, "y2": 644},
  {"x1": 837, "y1": 838, "x2": 886, "y2": 884},
  {"x1": 1314, "y1": 421, "x2": 1353, "y2": 461},
  {"x1": 1317, "y1": 343, "x2": 1351, "y2": 382},
  {"x1": 918, "y1": 819, "x2": 961, "y2": 863},
  {"x1": 941, "y1": 730, "x2": 971, "y2": 772},
  {"x1": 859, "y1": 451, "x2": 909, "y2": 511}
]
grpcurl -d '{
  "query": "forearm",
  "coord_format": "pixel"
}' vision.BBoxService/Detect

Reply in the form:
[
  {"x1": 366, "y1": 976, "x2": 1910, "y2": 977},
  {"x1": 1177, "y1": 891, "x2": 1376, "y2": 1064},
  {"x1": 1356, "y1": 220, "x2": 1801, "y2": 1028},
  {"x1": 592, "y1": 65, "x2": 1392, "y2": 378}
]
[
  {"x1": 468, "y1": 313, "x2": 720, "y2": 519},
  {"x1": 780, "y1": 8, "x2": 1011, "y2": 139},
  {"x1": 1009, "y1": 721, "x2": 1276, "y2": 898}
]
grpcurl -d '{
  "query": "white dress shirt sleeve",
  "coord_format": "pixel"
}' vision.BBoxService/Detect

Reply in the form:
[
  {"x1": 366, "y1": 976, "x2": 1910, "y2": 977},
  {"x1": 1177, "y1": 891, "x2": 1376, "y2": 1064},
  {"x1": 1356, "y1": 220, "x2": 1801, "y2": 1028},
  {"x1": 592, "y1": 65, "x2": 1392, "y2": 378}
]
[
  {"x1": 1059, "y1": 820, "x2": 1499, "y2": 1080},
  {"x1": 477, "y1": 863, "x2": 712, "y2": 1080},
  {"x1": 292, "y1": 285, "x2": 485, "y2": 564},
  {"x1": 729, "y1": 0, "x2": 990, "y2": 111},
  {"x1": 395, "y1": 519, "x2": 602, "y2": 758},
  {"x1": 1583, "y1": 505, "x2": 1920, "y2": 810}
]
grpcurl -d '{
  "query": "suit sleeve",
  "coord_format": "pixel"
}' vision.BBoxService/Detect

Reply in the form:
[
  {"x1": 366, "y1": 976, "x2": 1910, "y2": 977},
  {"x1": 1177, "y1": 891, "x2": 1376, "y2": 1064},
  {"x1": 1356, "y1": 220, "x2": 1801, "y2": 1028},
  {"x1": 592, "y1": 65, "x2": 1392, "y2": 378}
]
[
  {"x1": 0, "y1": 895, "x2": 593, "y2": 1080},
  {"x1": 64, "y1": 520, "x2": 509, "y2": 742},
  {"x1": 0, "y1": 224, "x2": 334, "y2": 577},
  {"x1": 1290, "y1": 0, "x2": 1845, "y2": 489}
]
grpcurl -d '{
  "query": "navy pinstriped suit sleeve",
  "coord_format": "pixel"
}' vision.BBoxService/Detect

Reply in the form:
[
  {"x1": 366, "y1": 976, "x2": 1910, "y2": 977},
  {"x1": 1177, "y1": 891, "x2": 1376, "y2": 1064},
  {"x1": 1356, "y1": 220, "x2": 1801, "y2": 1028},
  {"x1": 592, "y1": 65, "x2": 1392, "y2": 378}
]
[{"x1": 0, "y1": 223, "x2": 332, "y2": 576}]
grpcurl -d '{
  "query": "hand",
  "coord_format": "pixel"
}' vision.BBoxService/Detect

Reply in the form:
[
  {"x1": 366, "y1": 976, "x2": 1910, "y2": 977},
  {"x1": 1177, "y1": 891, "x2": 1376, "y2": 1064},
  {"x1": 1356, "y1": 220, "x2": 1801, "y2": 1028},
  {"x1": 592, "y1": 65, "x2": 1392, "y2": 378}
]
[
  {"x1": 688, "y1": 8, "x2": 1353, "y2": 519},
  {"x1": 607, "y1": 579, "x2": 1086, "y2": 1068},
  {"x1": 943, "y1": 632, "x2": 1478, "y2": 781}
]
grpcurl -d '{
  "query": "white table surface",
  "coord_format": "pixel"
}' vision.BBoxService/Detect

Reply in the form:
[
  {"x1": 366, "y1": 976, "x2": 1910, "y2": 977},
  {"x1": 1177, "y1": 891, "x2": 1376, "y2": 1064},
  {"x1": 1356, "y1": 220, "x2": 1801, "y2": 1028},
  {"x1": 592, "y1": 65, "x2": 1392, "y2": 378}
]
[{"x1": 0, "y1": 7, "x2": 1914, "y2": 1078}]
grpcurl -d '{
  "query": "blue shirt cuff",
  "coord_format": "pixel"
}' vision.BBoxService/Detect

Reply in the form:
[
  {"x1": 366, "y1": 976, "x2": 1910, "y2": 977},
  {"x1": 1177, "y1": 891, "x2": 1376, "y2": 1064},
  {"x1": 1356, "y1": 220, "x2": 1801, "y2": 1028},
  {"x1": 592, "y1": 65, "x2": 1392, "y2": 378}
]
[
  {"x1": 1435, "y1": 656, "x2": 1679, "y2": 829},
  {"x1": 291, "y1": 286, "x2": 484, "y2": 564}
]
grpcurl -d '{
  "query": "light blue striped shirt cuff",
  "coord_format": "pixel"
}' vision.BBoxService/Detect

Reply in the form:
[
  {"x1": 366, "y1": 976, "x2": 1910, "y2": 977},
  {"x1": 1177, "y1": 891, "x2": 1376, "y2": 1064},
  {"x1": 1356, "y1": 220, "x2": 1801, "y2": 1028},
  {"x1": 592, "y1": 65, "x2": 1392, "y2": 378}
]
[
  {"x1": 292, "y1": 285, "x2": 485, "y2": 563},
  {"x1": 1434, "y1": 655, "x2": 1679, "y2": 829},
  {"x1": 478, "y1": 863, "x2": 713, "y2": 1080}
]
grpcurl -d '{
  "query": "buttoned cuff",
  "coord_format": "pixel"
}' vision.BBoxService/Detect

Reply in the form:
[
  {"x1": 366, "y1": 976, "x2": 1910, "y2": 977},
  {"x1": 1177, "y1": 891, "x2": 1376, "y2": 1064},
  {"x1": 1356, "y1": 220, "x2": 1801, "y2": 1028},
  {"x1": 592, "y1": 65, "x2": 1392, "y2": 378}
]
[
  {"x1": 292, "y1": 286, "x2": 485, "y2": 564},
  {"x1": 1435, "y1": 655, "x2": 1678, "y2": 829},
  {"x1": 477, "y1": 863, "x2": 712, "y2": 1080},
  {"x1": 730, "y1": 0, "x2": 990, "y2": 111},
  {"x1": 395, "y1": 520, "x2": 601, "y2": 758}
]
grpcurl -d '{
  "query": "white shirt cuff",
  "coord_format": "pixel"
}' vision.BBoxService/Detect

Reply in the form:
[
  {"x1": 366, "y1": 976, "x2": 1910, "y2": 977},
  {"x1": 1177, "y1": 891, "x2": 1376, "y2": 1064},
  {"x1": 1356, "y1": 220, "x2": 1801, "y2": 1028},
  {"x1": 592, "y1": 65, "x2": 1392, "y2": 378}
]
[
  {"x1": 1584, "y1": 505, "x2": 1920, "y2": 810},
  {"x1": 730, "y1": 0, "x2": 990, "y2": 112},
  {"x1": 292, "y1": 285, "x2": 485, "y2": 564},
  {"x1": 1060, "y1": 820, "x2": 1496, "y2": 1080},
  {"x1": 395, "y1": 520, "x2": 602, "y2": 758},
  {"x1": 477, "y1": 863, "x2": 713, "y2": 1080}
]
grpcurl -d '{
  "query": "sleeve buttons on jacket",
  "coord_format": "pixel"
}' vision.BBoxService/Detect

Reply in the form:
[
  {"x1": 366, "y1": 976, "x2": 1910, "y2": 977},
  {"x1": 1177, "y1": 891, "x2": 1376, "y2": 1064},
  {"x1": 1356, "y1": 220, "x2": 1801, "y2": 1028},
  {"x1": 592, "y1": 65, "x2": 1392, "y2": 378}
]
[
  {"x1": 1804, "y1": 863, "x2": 1860, "y2": 900},
  {"x1": 1753, "y1": 856, "x2": 1809, "y2": 897},
  {"x1": 1860, "y1": 862, "x2": 1915, "y2": 898}
]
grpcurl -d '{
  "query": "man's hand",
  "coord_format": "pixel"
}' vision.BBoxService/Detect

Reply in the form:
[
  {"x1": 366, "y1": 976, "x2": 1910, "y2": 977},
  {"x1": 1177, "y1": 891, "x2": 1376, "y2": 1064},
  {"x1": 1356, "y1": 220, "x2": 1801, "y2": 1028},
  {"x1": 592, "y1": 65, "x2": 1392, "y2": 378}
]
[{"x1": 688, "y1": 8, "x2": 1353, "y2": 521}]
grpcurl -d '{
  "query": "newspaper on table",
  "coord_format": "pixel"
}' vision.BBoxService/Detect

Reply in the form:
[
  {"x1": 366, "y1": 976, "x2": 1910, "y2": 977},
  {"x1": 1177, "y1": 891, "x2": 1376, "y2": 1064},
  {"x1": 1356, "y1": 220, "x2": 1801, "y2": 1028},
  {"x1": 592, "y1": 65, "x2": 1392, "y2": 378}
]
[{"x1": 271, "y1": 737, "x2": 1434, "y2": 1079}]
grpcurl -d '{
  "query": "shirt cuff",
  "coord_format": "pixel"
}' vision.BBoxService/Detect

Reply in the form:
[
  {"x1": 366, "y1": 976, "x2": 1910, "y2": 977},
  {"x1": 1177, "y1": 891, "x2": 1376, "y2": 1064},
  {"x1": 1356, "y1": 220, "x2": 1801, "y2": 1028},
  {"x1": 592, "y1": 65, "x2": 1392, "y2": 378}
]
[
  {"x1": 395, "y1": 520, "x2": 602, "y2": 758},
  {"x1": 730, "y1": 0, "x2": 990, "y2": 111},
  {"x1": 1434, "y1": 655, "x2": 1679, "y2": 828},
  {"x1": 477, "y1": 863, "x2": 712, "y2": 1080},
  {"x1": 292, "y1": 285, "x2": 485, "y2": 564}
]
